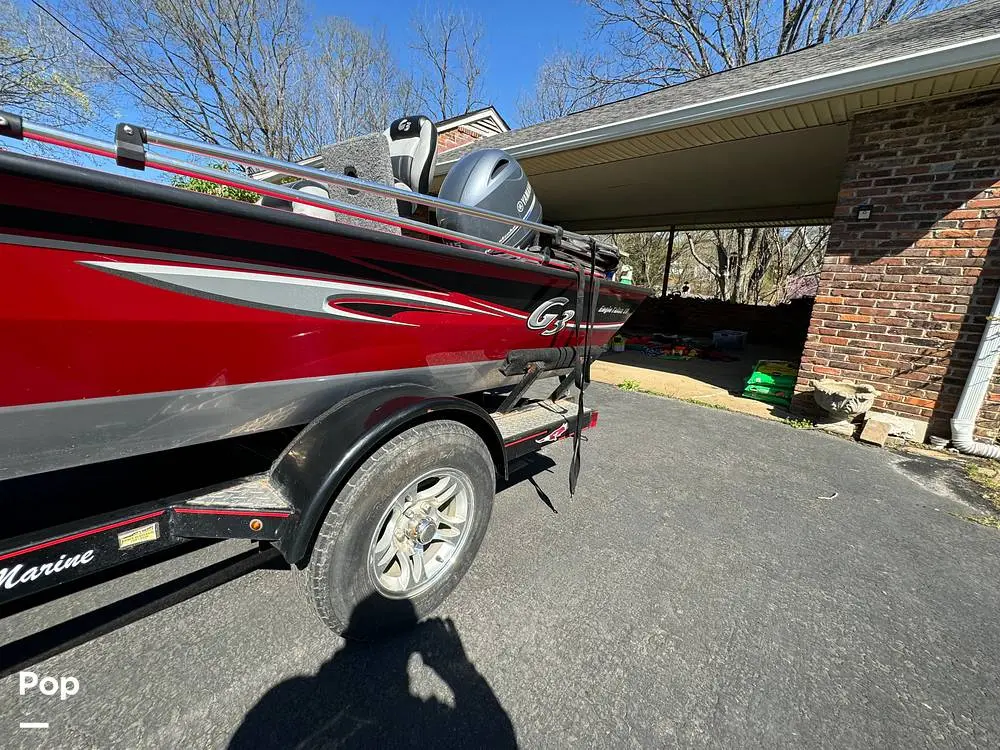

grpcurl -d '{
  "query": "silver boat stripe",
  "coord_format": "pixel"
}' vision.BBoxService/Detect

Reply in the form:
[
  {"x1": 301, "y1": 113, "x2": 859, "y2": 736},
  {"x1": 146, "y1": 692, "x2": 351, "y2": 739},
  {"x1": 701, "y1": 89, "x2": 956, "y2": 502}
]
[
  {"x1": 0, "y1": 234, "x2": 621, "y2": 325},
  {"x1": 0, "y1": 233, "x2": 425, "y2": 291},
  {"x1": 82, "y1": 261, "x2": 502, "y2": 325},
  {"x1": 0, "y1": 361, "x2": 536, "y2": 481}
]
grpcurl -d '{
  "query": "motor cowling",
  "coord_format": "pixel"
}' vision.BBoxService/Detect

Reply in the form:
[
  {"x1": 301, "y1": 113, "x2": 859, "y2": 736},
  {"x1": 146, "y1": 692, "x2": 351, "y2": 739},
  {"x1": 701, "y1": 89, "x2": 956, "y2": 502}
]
[{"x1": 436, "y1": 149, "x2": 542, "y2": 249}]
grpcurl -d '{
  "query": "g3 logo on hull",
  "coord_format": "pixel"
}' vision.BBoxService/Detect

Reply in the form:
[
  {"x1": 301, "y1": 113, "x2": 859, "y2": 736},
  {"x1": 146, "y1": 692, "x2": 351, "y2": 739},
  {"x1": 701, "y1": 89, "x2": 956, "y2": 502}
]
[{"x1": 528, "y1": 297, "x2": 575, "y2": 336}]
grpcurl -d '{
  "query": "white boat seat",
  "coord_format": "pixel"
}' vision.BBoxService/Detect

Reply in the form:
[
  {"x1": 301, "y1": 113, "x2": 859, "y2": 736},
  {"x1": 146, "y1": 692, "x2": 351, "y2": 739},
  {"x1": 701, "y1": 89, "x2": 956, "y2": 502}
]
[
  {"x1": 258, "y1": 179, "x2": 339, "y2": 222},
  {"x1": 384, "y1": 115, "x2": 438, "y2": 219}
]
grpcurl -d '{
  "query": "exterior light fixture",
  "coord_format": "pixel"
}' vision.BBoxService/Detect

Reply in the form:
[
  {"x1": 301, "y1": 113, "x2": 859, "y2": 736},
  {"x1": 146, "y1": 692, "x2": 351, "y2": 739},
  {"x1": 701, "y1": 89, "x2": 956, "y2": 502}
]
[{"x1": 854, "y1": 203, "x2": 873, "y2": 221}]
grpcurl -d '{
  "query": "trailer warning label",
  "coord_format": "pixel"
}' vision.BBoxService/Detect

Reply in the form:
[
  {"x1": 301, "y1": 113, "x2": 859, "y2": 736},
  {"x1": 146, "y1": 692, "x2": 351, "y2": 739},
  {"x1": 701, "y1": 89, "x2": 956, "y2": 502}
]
[{"x1": 117, "y1": 522, "x2": 160, "y2": 550}]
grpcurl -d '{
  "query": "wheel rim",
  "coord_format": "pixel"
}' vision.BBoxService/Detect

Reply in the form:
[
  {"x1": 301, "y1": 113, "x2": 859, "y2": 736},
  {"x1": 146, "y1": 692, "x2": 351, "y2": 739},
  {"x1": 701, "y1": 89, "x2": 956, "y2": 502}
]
[{"x1": 368, "y1": 467, "x2": 475, "y2": 599}]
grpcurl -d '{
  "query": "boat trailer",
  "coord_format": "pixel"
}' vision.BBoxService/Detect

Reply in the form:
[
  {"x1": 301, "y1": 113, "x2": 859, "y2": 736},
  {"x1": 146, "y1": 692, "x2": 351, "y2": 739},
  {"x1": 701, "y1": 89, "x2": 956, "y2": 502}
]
[{"x1": 1, "y1": 349, "x2": 597, "y2": 617}]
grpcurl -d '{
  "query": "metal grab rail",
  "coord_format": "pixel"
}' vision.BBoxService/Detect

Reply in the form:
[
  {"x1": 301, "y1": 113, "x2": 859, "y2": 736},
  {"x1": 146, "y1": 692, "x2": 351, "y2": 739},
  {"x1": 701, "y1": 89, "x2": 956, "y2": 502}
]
[
  {"x1": 144, "y1": 129, "x2": 564, "y2": 239},
  {"x1": 145, "y1": 127, "x2": 617, "y2": 255},
  {"x1": 0, "y1": 111, "x2": 615, "y2": 270},
  {"x1": 0, "y1": 114, "x2": 550, "y2": 262}
]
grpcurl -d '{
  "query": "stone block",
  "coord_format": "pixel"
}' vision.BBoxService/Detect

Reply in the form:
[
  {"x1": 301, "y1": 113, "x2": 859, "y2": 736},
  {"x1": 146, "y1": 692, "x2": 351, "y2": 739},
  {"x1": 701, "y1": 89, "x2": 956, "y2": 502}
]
[
  {"x1": 865, "y1": 411, "x2": 928, "y2": 442},
  {"x1": 860, "y1": 418, "x2": 892, "y2": 447}
]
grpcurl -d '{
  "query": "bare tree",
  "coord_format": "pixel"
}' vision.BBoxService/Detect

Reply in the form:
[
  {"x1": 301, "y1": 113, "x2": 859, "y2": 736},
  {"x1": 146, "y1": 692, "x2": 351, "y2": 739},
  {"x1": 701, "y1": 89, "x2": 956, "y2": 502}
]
[
  {"x1": 66, "y1": 0, "x2": 422, "y2": 160},
  {"x1": 684, "y1": 226, "x2": 828, "y2": 304},
  {"x1": 0, "y1": 0, "x2": 105, "y2": 126},
  {"x1": 306, "y1": 18, "x2": 418, "y2": 144},
  {"x1": 517, "y1": 50, "x2": 614, "y2": 126},
  {"x1": 69, "y1": 0, "x2": 313, "y2": 159},
  {"x1": 410, "y1": 7, "x2": 486, "y2": 120},
  {"x1": 570, "y1": 0, "x2": 948, "y2": 98},
  {"x1": 607, "y1": 232, "x2": 670, "y2": 289}
]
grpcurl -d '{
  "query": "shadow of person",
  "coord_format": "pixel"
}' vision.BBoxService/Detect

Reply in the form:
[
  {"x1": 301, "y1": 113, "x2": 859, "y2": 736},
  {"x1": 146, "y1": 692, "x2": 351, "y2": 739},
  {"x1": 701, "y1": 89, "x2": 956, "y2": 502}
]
[{"x1": 229, "y1": 594, "x2": 517, "y2": 750}]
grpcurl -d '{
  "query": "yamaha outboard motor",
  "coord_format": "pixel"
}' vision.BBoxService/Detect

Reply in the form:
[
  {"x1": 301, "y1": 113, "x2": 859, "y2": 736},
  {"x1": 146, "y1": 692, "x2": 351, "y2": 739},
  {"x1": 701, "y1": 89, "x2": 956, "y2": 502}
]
[{"x1": 437, "y1": 149, "x2": 542, "y2": 249}]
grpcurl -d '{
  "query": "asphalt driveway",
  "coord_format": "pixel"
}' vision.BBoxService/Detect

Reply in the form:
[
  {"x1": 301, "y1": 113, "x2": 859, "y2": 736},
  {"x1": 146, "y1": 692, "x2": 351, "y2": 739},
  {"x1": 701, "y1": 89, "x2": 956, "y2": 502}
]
[{"x1": 3, "y1": 384, "x2": 999, "y2": 748}]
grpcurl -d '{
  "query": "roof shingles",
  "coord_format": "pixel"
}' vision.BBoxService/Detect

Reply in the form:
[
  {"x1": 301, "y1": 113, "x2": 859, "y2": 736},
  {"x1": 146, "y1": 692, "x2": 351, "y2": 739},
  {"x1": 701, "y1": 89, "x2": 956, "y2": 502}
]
[{"x1": 441, "y1": 0, "x2": 1000, "y2": 163}]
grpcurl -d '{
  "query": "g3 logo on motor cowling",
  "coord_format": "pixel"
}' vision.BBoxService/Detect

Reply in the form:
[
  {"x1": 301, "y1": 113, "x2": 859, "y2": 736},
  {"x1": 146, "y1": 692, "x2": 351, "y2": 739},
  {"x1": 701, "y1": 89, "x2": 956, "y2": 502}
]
[{"x1": 527, "y1": 297, "x2": 575, "y2": 336}]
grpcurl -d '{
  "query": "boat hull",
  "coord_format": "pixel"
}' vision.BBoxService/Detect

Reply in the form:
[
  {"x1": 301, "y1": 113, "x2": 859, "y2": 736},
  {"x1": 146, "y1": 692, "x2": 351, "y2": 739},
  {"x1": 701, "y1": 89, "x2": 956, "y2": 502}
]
[{"x1": 0, "y1": 154, "x2": 647, "y2": 479}]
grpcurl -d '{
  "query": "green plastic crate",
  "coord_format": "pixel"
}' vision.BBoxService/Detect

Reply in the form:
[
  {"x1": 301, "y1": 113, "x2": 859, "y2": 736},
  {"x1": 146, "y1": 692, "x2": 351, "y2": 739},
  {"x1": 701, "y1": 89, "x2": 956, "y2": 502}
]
[
  {"x1": 748, "y1": 359, "x2": 798, "y2": 380},
  {"x1": 742, "y1": 382, "x2": 794, "y2": 407},
  {"x1": 746, "y1": 370, "x2": 797, "y2": 388}
]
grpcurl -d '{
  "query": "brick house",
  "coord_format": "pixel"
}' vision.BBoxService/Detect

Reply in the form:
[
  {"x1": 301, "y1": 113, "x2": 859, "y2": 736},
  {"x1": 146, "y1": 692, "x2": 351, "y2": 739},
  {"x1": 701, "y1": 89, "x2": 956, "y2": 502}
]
[
  {"x1": 438, "y1": 0, "x2": 1000, "y2": 445},
  {"x1": 434, "y1": 107, "x2": 510, "y2": 154},
  {"x1": 800, "y1": 94, "x2": 998, "y2": 441}
]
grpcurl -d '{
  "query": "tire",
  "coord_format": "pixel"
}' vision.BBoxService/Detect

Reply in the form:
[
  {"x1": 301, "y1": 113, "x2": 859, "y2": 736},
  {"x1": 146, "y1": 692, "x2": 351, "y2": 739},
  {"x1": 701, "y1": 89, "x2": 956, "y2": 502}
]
[{"x1": 303, "y1": 419, "x2": 496, "y2": 639}]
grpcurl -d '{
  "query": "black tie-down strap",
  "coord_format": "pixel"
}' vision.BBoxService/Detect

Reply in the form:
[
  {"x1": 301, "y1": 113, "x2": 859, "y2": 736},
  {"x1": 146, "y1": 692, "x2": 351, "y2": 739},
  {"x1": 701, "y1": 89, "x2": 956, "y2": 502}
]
[{"x1": 568, "y1": 240, "x2": 601, "y2": 496}]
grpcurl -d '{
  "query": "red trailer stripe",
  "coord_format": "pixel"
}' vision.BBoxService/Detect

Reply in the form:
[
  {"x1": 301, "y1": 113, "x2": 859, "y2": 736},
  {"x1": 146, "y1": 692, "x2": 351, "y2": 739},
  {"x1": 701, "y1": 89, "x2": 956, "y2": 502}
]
[
  {"x1": 172, "y1": 508, "x2": 291, "y2": 518},
  {"x1": 0, "y1": 510, "x2": 166, "y2": 562}
]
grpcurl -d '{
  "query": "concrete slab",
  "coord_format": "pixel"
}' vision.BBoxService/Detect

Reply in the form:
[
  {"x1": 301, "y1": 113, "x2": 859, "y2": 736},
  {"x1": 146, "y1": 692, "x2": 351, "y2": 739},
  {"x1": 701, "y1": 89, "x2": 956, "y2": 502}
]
[{"x1": 591, "y1": 345, "x2": 801, "y2": 421}]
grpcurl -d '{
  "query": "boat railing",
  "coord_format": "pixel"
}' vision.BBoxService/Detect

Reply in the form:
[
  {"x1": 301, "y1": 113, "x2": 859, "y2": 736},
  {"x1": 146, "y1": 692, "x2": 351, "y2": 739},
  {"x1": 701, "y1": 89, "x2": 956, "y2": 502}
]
[{"x1": 0, "y1": 111, "x2": 613, "y2": 272}]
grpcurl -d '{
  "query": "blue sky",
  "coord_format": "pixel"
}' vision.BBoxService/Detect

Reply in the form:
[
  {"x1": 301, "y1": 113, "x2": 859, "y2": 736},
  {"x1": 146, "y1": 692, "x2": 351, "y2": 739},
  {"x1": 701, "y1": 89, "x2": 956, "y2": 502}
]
[
  {"x1": 312, "y1": 0, "x2": 593, "y2": 124},
  {"x1": 8, "y1": 0, "x2": 592, "y2": 169}
]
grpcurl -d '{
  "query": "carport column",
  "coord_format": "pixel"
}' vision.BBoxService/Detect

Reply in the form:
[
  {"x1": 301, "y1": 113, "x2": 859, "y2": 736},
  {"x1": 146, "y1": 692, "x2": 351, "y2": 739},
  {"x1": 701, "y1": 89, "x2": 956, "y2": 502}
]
[
  {"x1": 793, "y1": 90, "x2": 1000, "y2": 442},
  {"x1": 661, "y1": 226, "x2": 675, "y2": 297}
]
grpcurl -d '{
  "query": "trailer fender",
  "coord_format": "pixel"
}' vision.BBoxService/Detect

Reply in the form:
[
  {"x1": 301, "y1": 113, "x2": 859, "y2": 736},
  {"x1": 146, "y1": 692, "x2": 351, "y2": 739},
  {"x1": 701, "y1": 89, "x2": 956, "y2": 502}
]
[{"x1": 270, "y1": 384, "x2": 505, "y2": 565}]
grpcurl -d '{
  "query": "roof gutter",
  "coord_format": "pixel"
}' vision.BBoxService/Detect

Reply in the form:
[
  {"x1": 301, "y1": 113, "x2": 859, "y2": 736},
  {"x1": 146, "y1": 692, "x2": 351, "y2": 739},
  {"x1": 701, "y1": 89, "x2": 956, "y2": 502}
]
[{"x1": 437, "y1": 32, "x2": 1000, "y2": 174}]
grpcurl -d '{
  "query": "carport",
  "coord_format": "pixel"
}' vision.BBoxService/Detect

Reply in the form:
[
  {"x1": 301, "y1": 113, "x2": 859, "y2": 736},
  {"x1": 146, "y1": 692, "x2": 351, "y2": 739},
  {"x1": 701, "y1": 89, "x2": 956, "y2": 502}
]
[
  {"x1": 436, "y1": 3, "x2": 998, "y2": 233},
  {"x1": 437, "y1": 0, "x2": 1000, "y2": 443}
]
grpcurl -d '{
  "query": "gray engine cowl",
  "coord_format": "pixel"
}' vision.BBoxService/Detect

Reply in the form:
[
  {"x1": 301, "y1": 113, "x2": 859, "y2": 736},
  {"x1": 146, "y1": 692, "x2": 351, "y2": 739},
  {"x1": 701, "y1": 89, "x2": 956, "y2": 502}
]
[{"x1": 436, "y1": 149, "x2": 542, "y2": 250}]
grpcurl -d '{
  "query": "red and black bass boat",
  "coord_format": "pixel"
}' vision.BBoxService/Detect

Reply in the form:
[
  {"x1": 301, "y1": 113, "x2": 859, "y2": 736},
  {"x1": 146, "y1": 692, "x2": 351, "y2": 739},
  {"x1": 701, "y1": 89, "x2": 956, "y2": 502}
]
[
  {"x1": 0, "y1": 113, "x2": 644, "y2": 481},
  {"x1": 0, "y1": 111, "x2": 647, "y2": 637}
]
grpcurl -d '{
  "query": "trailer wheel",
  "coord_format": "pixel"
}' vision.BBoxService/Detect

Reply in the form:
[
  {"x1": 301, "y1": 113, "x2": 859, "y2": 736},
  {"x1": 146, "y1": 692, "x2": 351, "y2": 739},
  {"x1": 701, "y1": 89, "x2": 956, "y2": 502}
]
[{"x1": 303, "y1": 419, "x2": 495, "y2": 638}]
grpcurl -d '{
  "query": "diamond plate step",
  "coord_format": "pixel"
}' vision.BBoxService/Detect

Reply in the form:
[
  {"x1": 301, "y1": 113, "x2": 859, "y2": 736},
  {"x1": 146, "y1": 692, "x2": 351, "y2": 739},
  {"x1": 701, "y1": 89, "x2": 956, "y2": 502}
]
[
  {"x1": 491, "y1": 398, "x2": 579, "y2": 441},
  {"x1": 184, "y1": 475, "x2": 290, "y2": 510}
]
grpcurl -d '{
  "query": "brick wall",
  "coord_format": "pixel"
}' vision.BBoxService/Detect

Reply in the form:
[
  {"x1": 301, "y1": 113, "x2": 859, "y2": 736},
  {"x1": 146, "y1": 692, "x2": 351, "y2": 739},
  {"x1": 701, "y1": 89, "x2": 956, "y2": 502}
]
[
  {"x1": 796, "y1": 91, "x2": 1000, "y2": 441},
  {"x1": 437, "y1": 126, "x2": 484, "y2": 154}
]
